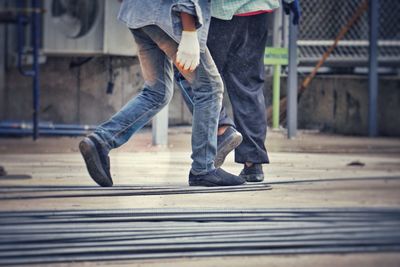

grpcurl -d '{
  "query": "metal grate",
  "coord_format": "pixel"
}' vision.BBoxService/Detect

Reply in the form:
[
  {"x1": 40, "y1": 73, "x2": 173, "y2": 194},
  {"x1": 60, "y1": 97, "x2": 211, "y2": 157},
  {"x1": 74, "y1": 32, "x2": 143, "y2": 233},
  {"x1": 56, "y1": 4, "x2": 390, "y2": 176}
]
[{"x1": 298, "y1": 0, "x2": 400, "y2": 66}]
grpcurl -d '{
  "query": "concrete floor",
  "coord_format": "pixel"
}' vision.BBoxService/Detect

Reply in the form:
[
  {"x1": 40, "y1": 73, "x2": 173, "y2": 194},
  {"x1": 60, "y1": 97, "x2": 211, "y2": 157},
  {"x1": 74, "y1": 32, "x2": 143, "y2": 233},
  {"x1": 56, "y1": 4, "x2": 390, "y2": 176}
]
[{"x1": 1, "y1": 127, "x2": 400, "y2": 266}]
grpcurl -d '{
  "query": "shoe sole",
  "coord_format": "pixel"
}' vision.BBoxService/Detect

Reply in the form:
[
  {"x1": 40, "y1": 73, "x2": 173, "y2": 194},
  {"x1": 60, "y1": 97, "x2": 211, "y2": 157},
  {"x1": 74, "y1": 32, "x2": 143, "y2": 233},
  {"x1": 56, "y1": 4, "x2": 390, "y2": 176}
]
[
  {"x1": 240, "y1": 174, "x2": 264, "y2": 183},
  {"x1": 79, "y1": 138, "x2": 113, "y2": 187},
  {"x1": 189, "y1": 180, "x2": 220, "y2": 187},
  {"x1": 215, "y1": 132, "x2": 243, "y2": 168},
  {"x1": 189, "y1": 179, "x2": 245, "y2": 187}
]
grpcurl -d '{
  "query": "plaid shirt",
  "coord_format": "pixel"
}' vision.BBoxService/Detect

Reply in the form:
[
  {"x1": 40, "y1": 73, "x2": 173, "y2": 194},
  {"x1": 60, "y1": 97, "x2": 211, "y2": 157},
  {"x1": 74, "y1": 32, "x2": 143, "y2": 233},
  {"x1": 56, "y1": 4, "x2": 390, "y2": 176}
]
[{"x1": 211, "y1": 0, "x2": 294, "y2": 20}]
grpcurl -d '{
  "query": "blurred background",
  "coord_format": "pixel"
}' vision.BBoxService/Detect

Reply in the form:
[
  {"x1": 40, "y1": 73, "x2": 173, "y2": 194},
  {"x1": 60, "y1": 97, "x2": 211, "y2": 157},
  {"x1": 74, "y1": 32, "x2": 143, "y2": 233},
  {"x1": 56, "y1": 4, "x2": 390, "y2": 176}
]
[{"x1": 0, "y1": 0, "x2": 399, "y2": 141}]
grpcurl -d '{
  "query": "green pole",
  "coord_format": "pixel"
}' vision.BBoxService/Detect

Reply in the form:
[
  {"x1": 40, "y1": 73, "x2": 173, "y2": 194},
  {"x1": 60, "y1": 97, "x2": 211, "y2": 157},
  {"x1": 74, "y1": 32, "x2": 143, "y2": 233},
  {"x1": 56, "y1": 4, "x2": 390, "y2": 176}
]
[{"x1": 272, "y1": 64, "x2": 281, "y2": 129}]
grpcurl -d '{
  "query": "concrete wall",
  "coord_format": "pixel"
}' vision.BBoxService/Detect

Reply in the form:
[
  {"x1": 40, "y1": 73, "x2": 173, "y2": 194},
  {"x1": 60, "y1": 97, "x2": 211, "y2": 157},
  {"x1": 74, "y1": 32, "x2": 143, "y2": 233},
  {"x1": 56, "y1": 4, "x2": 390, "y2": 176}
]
[
  {"x1": 1, "y1": 56, "x2": 400, "y2": 136},
  {"x1": 294, "y1": 75, "x2": 400, "y2": 136},
  {"x1": 2, "y1": 56, "x2": 192, "y2": 126}
]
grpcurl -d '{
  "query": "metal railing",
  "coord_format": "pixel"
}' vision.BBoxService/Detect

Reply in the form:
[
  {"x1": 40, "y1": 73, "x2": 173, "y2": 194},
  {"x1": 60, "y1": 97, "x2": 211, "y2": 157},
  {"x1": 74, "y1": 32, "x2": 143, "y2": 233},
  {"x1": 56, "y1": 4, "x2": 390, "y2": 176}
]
[{"x1": 298, "y1": 0, "x2": 400, "y2": 66}]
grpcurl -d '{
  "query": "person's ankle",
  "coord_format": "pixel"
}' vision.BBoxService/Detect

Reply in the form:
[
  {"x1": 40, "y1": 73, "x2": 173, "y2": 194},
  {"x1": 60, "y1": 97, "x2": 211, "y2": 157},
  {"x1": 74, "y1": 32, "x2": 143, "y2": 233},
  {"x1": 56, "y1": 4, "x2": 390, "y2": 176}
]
[
  {"x1": 245, "y1": 162, "x2": 254, "y2": 168},
  {"x1": 217, "y1": 125, "x2": 229, "y2": 136}
]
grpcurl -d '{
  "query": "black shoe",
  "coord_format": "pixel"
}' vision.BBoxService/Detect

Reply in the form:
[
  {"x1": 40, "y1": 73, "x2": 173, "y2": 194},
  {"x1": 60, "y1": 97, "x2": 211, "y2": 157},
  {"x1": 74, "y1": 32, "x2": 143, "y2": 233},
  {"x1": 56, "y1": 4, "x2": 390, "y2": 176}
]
[
  {"x1": 189, "y1": 168, "x2": 246, "y2": 187},
  {"x1": 79, "y1": 136, "x2": 113, "y2": 187},
  {"x1": 215, "y1": 126, "x2": 242, "y2": 168},
  {"x1": 240, "y1": 164, "x2": 264, "y2": 182},
  {"x1": 0, "y1": 166, "x2": 7, "y2": 177}
]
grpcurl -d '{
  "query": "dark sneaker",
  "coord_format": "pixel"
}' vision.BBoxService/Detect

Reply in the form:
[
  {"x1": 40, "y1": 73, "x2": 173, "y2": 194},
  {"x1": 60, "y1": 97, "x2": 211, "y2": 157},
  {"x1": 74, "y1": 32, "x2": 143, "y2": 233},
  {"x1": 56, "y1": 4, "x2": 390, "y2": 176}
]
[
  {"x1": 240, "y1": 164, "x2": 264, "y2": 182},
  {"x1": 215, "y1": 126, "x2": 243, "y2": 168},
  {"x1": 189, "y1": 168, "x2": 246, "y2": 187},
  {"x1": 0, "y1": 166, "x2": 7, "y2": 176},
  {"x1": 79, "y1": 136, "x2": 113, "y2": 187}
]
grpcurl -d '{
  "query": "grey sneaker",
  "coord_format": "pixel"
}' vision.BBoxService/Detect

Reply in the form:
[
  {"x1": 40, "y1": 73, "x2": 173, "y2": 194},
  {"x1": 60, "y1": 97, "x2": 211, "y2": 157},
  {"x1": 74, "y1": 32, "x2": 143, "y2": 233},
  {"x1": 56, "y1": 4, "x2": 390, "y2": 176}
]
[
  {"x1": 189, "y1": 168, "x2": 246, "y2": 187},
  {"x1": 215, "y1": 126, "x2": 243, "y2": 168},
  {"x1": 239, "y1": 164, "x2": 264, "y2": 182},
  {"x1": 79, "y1": 136, "x2": 113, "y2": 187}
]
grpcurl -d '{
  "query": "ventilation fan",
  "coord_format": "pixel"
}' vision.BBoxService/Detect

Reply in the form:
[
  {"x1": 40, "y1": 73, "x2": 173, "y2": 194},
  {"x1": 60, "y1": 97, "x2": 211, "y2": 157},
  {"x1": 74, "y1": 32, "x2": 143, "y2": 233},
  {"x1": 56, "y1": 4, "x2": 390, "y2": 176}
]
[
  {"x1": 43, "y1": 0, "x2": 137, "y2": 56},
  {"x1": 51, "y1": 0, "x2": 98, "y2": 39}
]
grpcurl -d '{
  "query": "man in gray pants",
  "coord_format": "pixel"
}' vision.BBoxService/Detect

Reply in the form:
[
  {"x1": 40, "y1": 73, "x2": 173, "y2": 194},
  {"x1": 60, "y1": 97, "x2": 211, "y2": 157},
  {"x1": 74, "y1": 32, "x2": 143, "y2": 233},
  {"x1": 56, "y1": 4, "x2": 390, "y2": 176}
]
[{"x1": 175, "y1": 0, "x2": 300, "y2": 182}]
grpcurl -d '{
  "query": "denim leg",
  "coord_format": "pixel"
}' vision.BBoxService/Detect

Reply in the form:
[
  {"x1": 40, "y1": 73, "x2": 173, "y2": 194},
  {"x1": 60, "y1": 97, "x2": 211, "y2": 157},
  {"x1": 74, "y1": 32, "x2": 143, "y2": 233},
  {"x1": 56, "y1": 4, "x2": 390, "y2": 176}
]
[
  {"x1": 189, "y1": 49, "x2": 224, "y2": 174},
  {"x1": 93, "y1": 28, "x2": 173, "y2": 151},
  {"x1": 174, "y1": 68, "x2": 194, "y2": 114},
  {"x1": 141, "y1": 25, "x2": 223, "y2": 174},
  {"x1": 175, "y1": 68, "x2": 234, "y2": 127}
]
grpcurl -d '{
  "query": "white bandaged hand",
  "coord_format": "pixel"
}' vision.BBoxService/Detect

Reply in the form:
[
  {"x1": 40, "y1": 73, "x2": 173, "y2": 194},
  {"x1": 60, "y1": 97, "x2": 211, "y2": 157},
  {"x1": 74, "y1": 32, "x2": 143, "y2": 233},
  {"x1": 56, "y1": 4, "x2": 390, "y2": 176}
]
[{"x1": 176, "y1": 31, "x2": 200, "y2": 72}]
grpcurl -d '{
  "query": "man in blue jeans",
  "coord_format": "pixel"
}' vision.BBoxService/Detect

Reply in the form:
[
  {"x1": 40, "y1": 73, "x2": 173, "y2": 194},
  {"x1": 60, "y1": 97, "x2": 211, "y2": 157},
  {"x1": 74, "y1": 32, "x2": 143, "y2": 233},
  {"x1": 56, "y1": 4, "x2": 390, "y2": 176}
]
[
  {"x1": 175, "y1": 0, "x2": 300, "y2": 182},
  {"x1": 79, "y1": 0, "x2": 245, "y2": 187}
]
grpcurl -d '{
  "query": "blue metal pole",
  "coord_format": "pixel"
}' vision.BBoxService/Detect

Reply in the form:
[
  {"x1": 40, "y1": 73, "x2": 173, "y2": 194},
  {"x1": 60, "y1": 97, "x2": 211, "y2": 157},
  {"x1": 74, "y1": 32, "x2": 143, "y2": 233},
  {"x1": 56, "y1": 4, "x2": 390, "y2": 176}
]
[
  {"x1": 17, "y1": 1, "x2": 34, "y2": 77},
  {"x1": 31, "y1": 0, "x2": 40, "y2": 140},
  {"x1": 287, "y1": 14, "x2": 298, "y2": 139},
  {"x1": 16, "y1": 0, "x2": 39, "y2": 140},
  {"x1": 368, "y1": 0, "x2": 379, "y2": 137}
]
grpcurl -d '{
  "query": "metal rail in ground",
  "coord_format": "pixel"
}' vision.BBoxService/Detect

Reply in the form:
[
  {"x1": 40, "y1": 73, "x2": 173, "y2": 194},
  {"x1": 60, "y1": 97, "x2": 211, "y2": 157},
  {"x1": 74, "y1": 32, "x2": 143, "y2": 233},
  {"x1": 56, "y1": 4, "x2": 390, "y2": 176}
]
[{"x1": 0, "y1": 208, "x2": 399, "y2": 265}]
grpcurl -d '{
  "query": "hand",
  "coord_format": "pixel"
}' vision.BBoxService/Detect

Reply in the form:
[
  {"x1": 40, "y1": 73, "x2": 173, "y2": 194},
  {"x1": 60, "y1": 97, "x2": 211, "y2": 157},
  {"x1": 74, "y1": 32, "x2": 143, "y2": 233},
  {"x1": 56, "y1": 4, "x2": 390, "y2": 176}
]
[
  {"x1": 282, "y1": 0, "x2": 301, "y2": 25},
  {"x1": 176, "y1": 31, "x2": 200, "y2": 72}
]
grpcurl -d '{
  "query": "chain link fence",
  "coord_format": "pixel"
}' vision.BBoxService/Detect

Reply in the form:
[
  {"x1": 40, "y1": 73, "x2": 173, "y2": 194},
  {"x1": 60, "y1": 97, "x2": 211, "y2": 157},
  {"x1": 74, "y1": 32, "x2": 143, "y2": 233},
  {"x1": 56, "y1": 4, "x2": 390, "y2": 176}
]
[{"x1": 298, "y1": 0, "x2": 400, "y2": 66}]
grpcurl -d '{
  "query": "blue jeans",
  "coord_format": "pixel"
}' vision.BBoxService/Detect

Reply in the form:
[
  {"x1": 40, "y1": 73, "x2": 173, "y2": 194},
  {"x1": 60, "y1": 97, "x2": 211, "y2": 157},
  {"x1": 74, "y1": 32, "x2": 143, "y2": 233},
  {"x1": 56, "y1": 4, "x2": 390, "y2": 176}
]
[
  {"x1": 175, "y1": 14, "x2": 270, "y2": 164},
  {"x1": 93, "y1": 25, "x2": 223, "y2": 175}
]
